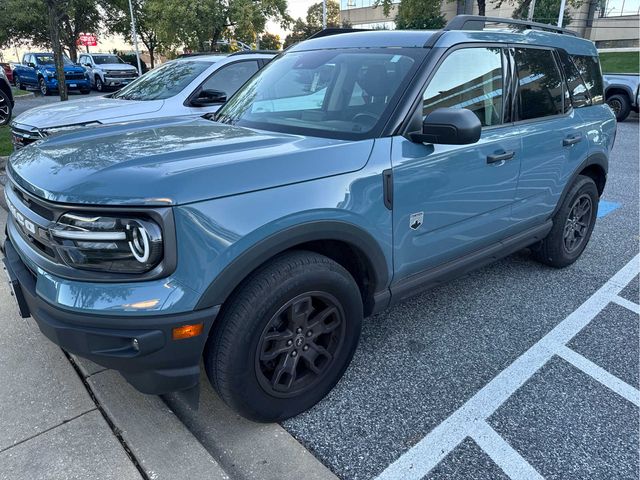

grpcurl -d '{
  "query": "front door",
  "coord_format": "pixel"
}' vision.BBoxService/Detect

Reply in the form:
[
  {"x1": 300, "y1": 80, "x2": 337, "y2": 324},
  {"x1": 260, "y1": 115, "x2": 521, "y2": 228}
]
[{"x1": 391, "y1": 46, "x2": 522, "y2": 281}]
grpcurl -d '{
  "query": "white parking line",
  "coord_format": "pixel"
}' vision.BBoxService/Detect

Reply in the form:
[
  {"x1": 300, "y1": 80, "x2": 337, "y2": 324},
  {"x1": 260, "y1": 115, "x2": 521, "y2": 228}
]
[
  {"x1": 376, "y1": 254, "x2": 640, "y2": 480},
  {"x1": 612, "y1": 295, "x2": 640, "y2": 314},
  {"x1": 557, "y1": 345, "x2": 640, "y2": 407},
  {"x1": 471, "y1": 421, "x2": 544, "y2": 480}
]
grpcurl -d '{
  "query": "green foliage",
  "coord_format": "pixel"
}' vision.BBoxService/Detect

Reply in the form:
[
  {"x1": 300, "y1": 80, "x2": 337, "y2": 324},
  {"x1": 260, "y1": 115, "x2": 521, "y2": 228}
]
[
  {"x1": 259, "y1": 32, "x2": 281, "y2": 50},
  {"x1": 0, "y1": 125, "x2": 11, "y2": 156},
  {"x1": 395, "y1": 0, "x2": 446, "y2": 29},
  {"x1": 0, "y1": 0, "x2": 101, "y2": 61},
  {"x1": 118, "y1": 53, "x2": 149, "y2": 72},
  {"x1": 283, "y1": 0, "x2": 345, "y2": 48},
  {"x1": 497, "y1": 0, "x2": 581, "y2": 26}
]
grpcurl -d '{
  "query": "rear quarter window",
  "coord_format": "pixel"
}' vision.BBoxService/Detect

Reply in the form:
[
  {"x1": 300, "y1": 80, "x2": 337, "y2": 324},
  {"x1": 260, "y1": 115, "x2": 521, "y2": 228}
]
[
  {"x1": 571, "y1": 55, "x2": 604, "y2": 105},
  {"x1": 558, "y1": 50, "x2": 591, "y2": 110}
]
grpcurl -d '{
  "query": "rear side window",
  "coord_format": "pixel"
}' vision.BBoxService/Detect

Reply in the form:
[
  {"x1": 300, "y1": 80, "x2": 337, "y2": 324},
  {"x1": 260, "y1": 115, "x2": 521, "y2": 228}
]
[
  {"x1": 423, "y1": 47, "x2": 504, "y2": 127},
  {"x1": 558, "y1": 51, "x2": 591, "y2": 109},
  {"x1": 515, "y1": 48, "x2": 564, "y2": 120},
  {"x1": 571, "y1": 55, "x2": 604, "y2": 105}
]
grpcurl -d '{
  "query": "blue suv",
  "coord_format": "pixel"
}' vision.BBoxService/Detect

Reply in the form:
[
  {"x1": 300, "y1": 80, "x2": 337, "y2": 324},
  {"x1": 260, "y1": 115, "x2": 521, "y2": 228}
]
[{"x1": 2, "y1": 17, "x2": 615, "y2": 421}]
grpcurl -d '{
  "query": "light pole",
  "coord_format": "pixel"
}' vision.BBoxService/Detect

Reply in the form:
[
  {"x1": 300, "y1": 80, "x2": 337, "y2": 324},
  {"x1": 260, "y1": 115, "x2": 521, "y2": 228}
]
[
  {"x1": 557, "y1": 0, "x2": 567, "y2": 26},
  {"x1": 322, "y1": 0, "x2": 327, "y2": 29},
  {"x1": 128, "y1": 0, "x2": 143, "y2": 75},
  {"x1": 527, "y1": 0, "x2": 536, "y2": 20}
]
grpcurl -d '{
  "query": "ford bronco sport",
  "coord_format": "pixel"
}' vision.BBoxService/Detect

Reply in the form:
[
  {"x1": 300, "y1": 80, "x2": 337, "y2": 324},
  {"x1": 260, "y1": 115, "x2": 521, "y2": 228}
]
[{"x1": 2, "y1": 16, "x2": 615, "y2": 422}]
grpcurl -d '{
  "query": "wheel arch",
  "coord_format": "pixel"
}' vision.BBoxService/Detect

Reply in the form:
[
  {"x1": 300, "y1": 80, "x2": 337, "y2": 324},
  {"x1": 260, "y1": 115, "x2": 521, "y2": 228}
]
[
  {"x1": 194, "y1": 221, "x2": 391, "y2": 317},
  {"x1": 605, "y1": 86, "x2": 633, "y2": 101},
  {"x1": 552, "y1": 153, "x2": 608, "y2": 218}
]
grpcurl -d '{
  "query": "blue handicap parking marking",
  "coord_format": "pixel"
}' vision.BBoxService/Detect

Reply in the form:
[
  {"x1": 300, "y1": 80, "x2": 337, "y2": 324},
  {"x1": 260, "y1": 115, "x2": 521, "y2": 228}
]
[{"x1": 598, "y1": 200, "x2": 621, "y2": 218}]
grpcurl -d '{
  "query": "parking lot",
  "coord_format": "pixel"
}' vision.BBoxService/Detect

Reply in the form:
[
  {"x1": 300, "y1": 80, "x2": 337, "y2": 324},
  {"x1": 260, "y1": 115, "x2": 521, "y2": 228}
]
[{"x1": 0, "y1": 99, "x2": 637, "y2": 480}]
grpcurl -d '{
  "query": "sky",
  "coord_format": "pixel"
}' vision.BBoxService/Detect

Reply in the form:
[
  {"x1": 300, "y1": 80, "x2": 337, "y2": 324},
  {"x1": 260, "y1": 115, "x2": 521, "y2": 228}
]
[{"x1": 266, "y1": 0, "x2": 318, "y2": 39}]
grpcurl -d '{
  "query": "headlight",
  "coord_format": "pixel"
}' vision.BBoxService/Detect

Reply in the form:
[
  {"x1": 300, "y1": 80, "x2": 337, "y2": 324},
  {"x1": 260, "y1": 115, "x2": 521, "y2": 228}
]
[
  {"x1": 47, "y1": 71, "x2": 56, "y2": 79},
  {"x1": 50, "y1": 213, "x2": 163, "y2": 274}
]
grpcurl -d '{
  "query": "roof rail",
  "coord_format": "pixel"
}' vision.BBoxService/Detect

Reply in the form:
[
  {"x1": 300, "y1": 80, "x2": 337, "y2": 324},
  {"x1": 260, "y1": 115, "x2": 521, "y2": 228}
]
[
  {"x1": 308, "y1": 28, "x2": 369, "y2": 39},
  {"x1": 444, "y1": 15, "x2": 578, "y2": 37},
  {"x1": 228, "y1": 50, "x2": 279, "y2": 56}
]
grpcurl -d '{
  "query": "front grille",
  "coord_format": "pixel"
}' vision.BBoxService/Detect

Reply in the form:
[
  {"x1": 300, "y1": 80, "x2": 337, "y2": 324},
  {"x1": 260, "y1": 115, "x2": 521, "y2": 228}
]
[
  {"x1": 65, "y1": 73, "x2": 86, "y2": 81},
  {"x1": 108, "y1": 71, "x2": 138, "y2": 78},
  {"x1": 10, "y1": 126, "x2": 44, "y2": 150}
]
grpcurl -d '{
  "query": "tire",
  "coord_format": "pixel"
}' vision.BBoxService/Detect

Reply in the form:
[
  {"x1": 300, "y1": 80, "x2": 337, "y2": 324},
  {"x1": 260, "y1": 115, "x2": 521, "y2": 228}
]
[
  {"x1": 0, "y1": 88, "x2": 12, "y2": 126},
  {"x1": 38, "y1": 77, "x2": 49, "y2": 96},
  {"x1": 80, "y1": 88, "x2": 90, "y2": 94},
  {"x1": 204, "y1": 250, "x2": 363, "y2": 422},
  {"x1": 95, "y1": 76, "x2": 104, "y2": 92},
  {"x1": 532, "y1": 175, "x2": 599, "y2": 268},
  {"x1": 15, "y1": 75, "x2": 24, "y2": 91},
  {"x1": 607, "y1": 93, "x2": 631, "y2": 122}
]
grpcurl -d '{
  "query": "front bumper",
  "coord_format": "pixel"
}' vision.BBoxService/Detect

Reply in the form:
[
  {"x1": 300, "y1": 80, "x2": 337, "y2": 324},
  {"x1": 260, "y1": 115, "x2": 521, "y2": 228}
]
[
  {"x1": 45, "y1": 77, "x2": 91, "y2": 90},
  {"x1": 104, "y1": 75, "x2": 138, "y2": 87},
  {"x1": 2, "y1": 237, "x2": 219, "y2": 394}
]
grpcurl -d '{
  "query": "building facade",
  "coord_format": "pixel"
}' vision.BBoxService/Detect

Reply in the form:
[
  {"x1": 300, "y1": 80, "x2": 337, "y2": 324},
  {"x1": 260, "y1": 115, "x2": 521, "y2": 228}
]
[{"x1": 340, "y1": 0, "x2": 640, "y2": 47}]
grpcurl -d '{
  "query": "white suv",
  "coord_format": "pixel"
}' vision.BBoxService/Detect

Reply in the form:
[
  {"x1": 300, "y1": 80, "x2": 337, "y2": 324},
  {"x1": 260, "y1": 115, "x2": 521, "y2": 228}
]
[
  {"x1": 78, "y1": 53, "x2": 139, "y2": 91},
  {"x1": 10, "y1": 52, "x2": 275, "y2": 149}
]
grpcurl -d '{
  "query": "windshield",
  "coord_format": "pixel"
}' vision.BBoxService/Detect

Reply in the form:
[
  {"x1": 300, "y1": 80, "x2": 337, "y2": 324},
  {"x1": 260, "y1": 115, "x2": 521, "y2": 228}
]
[
  {"x1": 216, "y1": 48, "x2": 424, "y2": 139},
  {"x1": 93, "y1": 55, "x2": 125, "y2": 65},
  {"x1": 35, "y1": 55, "x2": 73, "y2": 66},
  {"x1": 112, "y1": 60, "x2": 212, "y2": 101}
]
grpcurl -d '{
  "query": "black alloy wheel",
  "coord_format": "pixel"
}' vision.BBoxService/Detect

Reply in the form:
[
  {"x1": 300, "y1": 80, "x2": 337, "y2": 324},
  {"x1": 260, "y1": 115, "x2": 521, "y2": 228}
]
[
  {"x1": 256, "y1": 292, "x2": 346, "y2": 397},
  {"x1": 563, "y1": 194, "x2": 593, "y2": 254},
  {"x1": 95, "y1": 76, "x2": 104, "y2": 92}
]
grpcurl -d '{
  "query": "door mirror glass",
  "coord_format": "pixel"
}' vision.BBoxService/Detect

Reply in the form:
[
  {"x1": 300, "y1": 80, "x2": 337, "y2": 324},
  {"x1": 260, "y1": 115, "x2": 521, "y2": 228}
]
[
  {"x1": 411, "y1": 108, "x2": 481, "y2": 145},
  {"x1": 27, "y1": 62, "x2": 36, "y2": 68},
  {"x1": 191, "y1": 89, "x2": 227, "y2": 107}
]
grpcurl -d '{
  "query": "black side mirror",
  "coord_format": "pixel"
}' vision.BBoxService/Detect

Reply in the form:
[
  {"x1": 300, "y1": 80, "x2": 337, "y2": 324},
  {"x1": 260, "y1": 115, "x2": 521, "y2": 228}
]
[
  {"x1": 191, "y1": 89, "x2": 227, "y2": 107},
  {"x1": 27, "y1": 62, "x2": 36, "y2": 68},
  {"x1": 410, "y1": 108, "x2": 481, "y2": 145}
]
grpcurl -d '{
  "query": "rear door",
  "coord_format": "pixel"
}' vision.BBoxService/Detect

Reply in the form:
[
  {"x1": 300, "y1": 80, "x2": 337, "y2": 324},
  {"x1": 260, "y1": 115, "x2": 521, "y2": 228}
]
[
  {"x1": 391, "y1": 46, "x2": 523, "y2": 281},
  {"x1": 510, "y1": 47, "x2": 589, "y2": 228}
]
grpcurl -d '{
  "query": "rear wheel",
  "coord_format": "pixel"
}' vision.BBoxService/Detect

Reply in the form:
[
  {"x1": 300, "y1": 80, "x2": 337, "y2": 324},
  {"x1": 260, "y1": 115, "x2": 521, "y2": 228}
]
[
  {"x1": 204, "y1": 250, "x2": 363, "y2": 422},
  {"x1": 607, "y1": 93, "x2": 631, "y2": 122},
  {"x1": 532, "y1": 175, "x2": 598, "y2": 268},
  {"x1": 0, "y1": 89, "x2": 11, "y2": 125}
]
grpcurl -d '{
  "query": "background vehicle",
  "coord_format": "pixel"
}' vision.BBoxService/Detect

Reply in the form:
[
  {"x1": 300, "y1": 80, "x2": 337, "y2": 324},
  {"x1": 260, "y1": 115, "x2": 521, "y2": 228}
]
[
  {"x1": 604, "y1": 73, "x2": 639, "y2": 121},
  {"x1": 13, "y1": 52, "x2": 91, "y2": 96},
  {"x1": 0, "y1": 62, "x2": 13, "y2": 84},
  {"x1": 0, "y1": 67, "x2": 13, "y2": 125},
  {"x1": 10, "y1": 51, "x2": 274, "y2": 150},
  {"x1": 3, "y1": 17, "x2": 615, "y2": 422},
  {"x1": 78, "y1": 53, "x2": 139, "y2": 92}
]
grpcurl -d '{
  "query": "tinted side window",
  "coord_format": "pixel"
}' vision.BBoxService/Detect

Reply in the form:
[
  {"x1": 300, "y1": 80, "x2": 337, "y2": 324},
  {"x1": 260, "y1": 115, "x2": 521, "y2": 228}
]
[
  {"x1": 423, "y1": 48, "x2": 504, "y2": 127},
  {"x1": 558, "y1": 51, "x2": 591, "y2": 109},
  {"x1": 571, "y1": 55, "x2": 604, "y2": 105},
  {"x1": 515, "y1": 48, "x2": 563, "y2": 120},
  {"x1": 202, "y1": 61, "x2": 260, "y2": 99}
]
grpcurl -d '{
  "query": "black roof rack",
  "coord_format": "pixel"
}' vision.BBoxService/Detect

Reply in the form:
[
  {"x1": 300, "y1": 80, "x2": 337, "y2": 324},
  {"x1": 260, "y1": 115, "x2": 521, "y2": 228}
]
[
  {"x1": 228, "y1": 50, "x2": 279, "y2": 56},
  {"x1": 308, "y1": 28, "x2": 369, "y2": 39},
  {"x1": 444, "y1": 15, "x2": 578, "y2": 37}
]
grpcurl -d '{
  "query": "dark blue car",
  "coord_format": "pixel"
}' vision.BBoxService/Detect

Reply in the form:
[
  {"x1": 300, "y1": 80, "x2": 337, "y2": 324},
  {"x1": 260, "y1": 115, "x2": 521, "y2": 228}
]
[
  {"x1": 13, "y1": 52, "x2": 91, "y2": 96},
  {"x1": 3, "y1": 16, "x2": 616, "y2": 422}
]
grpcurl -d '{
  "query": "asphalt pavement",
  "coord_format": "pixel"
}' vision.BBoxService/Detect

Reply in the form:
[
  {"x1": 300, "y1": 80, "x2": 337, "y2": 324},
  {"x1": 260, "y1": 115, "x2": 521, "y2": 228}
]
[{"x1": 281, "y1": 117, "x2": 640, "y2": 480}]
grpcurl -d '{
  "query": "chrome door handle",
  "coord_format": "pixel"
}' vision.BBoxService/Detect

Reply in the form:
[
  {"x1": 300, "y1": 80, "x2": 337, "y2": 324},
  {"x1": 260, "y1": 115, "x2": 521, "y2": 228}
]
[
  {"x1": 486, "y1": 151, "x2": 515, "y2": 164},
  {"x1": 563, "y1": 134, "x2": 583, "y2": 146}
]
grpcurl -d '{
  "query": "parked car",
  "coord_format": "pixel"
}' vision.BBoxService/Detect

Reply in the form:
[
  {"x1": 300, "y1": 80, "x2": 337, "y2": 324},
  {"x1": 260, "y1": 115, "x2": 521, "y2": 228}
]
[
  {"x1": 9, "y1": 51, "x2": 274, "y2": 150},
  {"x1": 604, "y1": 73, "x2": 639, "y2": 121},
  {"x1": 77, "y1": 53, "x2": 139, "y2": 92},
  {"x1": 0, "y1": 67, "x2": 13, "y2": 125},
  {"x1": 2, "y1": 16, "x2": 615, "y2": 422},
  {"x1": 13, "y1": 52, "x2": 91, "y2": 96},
  {"x1": 0, "y1": 62, "x2": 13, "y2": 84}
]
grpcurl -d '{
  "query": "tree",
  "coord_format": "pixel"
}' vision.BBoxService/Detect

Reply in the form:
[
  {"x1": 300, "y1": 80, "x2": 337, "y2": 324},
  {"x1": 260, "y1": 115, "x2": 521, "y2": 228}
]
[
  {"x1": 259, "y1": 32, "x2": 281, "y2": 50},
  {"x1": 149, "y1": 0, "x2": 290, "y2": 52},
  {"x1": 306, "y1": 0, "x2": 341, "y2": 30},
  {"x1": 101, "y1": 0, "x2": 162, "y2": 68},
  {"x1": 46, "y1": 0, "x2": 69, "y2": 101},
  {"x1": 283, "y1": 18, "x2": 309, "y2": 48},
  {"x1": 375, "y1": 0, "x2": 446, "y2": 28}
]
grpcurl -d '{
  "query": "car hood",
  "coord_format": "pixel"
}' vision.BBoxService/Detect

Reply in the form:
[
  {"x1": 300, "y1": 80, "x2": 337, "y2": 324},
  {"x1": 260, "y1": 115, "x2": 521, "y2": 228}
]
[
  {"x1": 98, "y1": 63, "x2": 137, "y2": 71},
  {"x1": 8, "y1": 117, "x2": 374, "y2": 206},
  {"x1": 12, "y1": 96, "x2": 164, "y2": 130}
]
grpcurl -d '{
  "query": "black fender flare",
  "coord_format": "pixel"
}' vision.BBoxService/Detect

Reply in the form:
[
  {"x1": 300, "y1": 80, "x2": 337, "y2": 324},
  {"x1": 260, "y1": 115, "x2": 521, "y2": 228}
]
[
  {"x1": 194, "y1": 220, "x2": 391, "y2": 311},
  {"x1": 605, "y1": 84, "x2": 634, "y2": 101},
  {"x1": 551, "y1": 152, "x2": 608, "y2": 218}
]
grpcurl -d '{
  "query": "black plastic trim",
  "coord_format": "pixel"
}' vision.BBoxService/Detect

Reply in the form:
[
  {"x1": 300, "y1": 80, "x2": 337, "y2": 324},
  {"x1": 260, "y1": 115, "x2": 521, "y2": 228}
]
[
  {"x1": 550, "y1": 153, "x2": 608, "y2": 217},
  {"x1": 382, "y1": 169, "x2": 393, "y2": 210},
  {"x1": 444, "y1": 15, "x2": 578, "y2": 37},
  {"x1": 195, "y1": 220, "x2": 391, "y2": 310},
  {"x1": 389, "y1": 221, "x2": 553, "y2": 306}
]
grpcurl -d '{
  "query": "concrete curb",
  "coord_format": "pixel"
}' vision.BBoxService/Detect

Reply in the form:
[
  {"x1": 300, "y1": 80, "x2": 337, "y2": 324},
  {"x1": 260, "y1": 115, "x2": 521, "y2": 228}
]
[{"x1": 13, "y1": 91, "x2": 36, "y2": 99}]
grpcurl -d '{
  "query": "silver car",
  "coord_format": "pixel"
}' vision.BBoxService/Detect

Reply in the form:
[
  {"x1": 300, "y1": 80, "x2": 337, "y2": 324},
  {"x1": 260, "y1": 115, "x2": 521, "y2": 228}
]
[
  {"x1": 10, "y1": 51, "x2": 275, "y2": 149},
  {"x1": 78, "y1": 53, "x2": 139, "y2": 92}
]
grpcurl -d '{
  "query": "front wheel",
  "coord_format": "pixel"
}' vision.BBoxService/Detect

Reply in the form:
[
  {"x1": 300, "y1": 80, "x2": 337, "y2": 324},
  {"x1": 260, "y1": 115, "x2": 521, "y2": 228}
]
[
  {"x1": 0, "y1": 89, "x2": 12, "y2": 126},
  {"x1": 15, "y1": 75, "x2": 24, "y2": 91},
  {"x1": 532, "y1": 175, "x2": 598, "y2": 268},
  {"x1": 38, "y1": 77, "x2": 50, "y2": 96},
  {"x1": 95, "y1": 76, "x2": 104, "y2": 92},
  {"x1": 204, "y1": 250, "x2": 363, "y2": 422}
]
